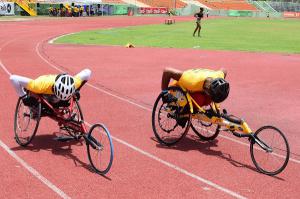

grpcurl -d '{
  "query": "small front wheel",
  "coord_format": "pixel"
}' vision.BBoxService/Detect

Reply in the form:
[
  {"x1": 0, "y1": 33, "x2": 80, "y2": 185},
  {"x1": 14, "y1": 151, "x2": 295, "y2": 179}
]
[
  {"x1": 14, "y1": 97, "x2": 41, "y2": 146},
  {"x1": 86, "y1": 123, "x2": 114, "y2": 175},
  {"x1": 250, "y1": 126, "x2": 290, "y2": 175}
]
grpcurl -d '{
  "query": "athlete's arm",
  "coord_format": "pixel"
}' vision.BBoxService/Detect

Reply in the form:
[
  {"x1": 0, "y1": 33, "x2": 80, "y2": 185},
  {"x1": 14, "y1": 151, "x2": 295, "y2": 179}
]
[
  {"x1": 161, "y1": 67, "x2": 183, "y2": 90},
  {"x1": 73, "y1": 68, "x2": 92, "y2": 90},
  {"x1": 10, "y1": 75, "x2": 32, "y2": 97},
  {"x1": 220, "y1": 68, "x2": 227, "y2": 79},
  {"x1": 75, "y1": 68, "x2": 92, "y2": 81}
]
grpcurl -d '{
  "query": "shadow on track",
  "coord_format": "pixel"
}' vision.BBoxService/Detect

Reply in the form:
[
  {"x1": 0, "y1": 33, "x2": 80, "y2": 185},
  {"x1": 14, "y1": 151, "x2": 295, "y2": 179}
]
[
  {"x1": 151, "y1": 134, "x2": 284, "y2": 181},
  {"x1": 10, "y1": 133, "x2": 111, "y2": 180}
]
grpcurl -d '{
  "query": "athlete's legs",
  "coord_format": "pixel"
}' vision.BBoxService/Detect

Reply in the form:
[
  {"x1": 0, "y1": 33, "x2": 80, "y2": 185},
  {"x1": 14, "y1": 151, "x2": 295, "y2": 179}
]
[
  {"x1": 9, "y1": 75, "x2": 32, "y2": 97},
  {"x1": 193, "y1": 22, "x2": 201, "y2": 36},
  {"x1": 193, "y1": 22, "x2": 199, "y2": 36},
  {"x1": 198, "y1": 22, "x2": 202, "y2": 37}
]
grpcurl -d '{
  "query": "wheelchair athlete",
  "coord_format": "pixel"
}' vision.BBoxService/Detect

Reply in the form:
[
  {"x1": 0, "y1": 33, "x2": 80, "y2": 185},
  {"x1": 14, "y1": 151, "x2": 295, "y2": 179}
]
[
  {"x1": 161, "y1": 67, "x2": 230, "y2": 127},
  {"x1": 9, "y1": 68, "x2": 91, "y2": 109}
]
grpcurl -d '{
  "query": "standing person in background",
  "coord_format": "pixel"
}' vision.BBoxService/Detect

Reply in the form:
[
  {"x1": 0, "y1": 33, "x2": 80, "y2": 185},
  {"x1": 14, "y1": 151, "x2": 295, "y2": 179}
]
[
  {"x1": 49, "y1": 5, "x2": 53, "y2": 16},
  {"x1": 90, "y1": 5, "x2": 94, "y2": 15},
  {"x1": 80, "y1": 6, "x2": 83, "y2": 16},
  {"x1": 206, "y1": 9, "x2": 209, "y2": 18},
  {"x1": 193, "y1": 7, "x2": 204, "y2": 37},
  {"x1": 86, "y1": 6, "x2": 89, "y2": 16}
]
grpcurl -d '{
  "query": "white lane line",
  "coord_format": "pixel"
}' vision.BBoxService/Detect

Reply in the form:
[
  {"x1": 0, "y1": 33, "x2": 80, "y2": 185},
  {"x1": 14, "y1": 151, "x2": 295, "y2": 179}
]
[
  {"x1": 0, "y1": 60, "x2": 12, "y2": 76},
  {"x1": 112, "y1": 132, "x2": 246, "y2": 199},
  {"x1": 87, "y1": 83, "x2": 152, "y2": 111},
  {"x1": 49, "y1": 33, "x2": 75, "y2": 44},
  {"x1": 35, "y1": 41, "x2": 247, "y2": 198},
  {"x1": 0, "y1": 140, "x2": 71, "y2": 199},
  {"x1": 0, "y1": 42, "x2": 247, "y2": 199},
  {"x1": 0, "y1": 39, "x2": 15, "y2": 51},
  {"x1": 83, "y1": 122, "x2": 246, "y2": 199},
  {"x1": 0, "y1": 54, "x2": 70, "y2": 198},
  {"x1": 196, "y1": 126, "x2": 297, "y2": 163},
  {"x1": 35, "y1": 42, "x2": 152, "y2": 112},
  {"x1": 36, "y1": 41, "x2": 300, "y2": 165}
]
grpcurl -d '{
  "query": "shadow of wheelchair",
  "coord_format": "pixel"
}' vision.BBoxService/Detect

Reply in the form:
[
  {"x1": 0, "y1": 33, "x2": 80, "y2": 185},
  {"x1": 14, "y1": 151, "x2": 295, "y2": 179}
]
[
  {"x1": 11, "y1": 132, "x2": 111, "y2": 180},
  {"x1": 151, "y1": 134, "x2": 285, "y2": 180}
]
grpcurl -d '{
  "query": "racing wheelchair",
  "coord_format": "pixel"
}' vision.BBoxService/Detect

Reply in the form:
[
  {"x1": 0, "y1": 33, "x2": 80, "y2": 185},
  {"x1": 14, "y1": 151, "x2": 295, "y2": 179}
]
[
  {"x1": 152, "y1": 86, "x2": 290, "y2": 176},
  {"x1": 13, "y1": 86, "x2": 114, "y2": 175}
]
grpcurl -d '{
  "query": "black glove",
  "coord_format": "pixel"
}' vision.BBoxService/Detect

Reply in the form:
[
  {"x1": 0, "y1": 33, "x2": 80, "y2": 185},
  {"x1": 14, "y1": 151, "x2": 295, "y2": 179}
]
[
  {"x1": 22, "y1": 96, "x2": 38, "y2": 107},
  {"x1": 74, "y1": 91, "x2": 80, "y2": 101}
]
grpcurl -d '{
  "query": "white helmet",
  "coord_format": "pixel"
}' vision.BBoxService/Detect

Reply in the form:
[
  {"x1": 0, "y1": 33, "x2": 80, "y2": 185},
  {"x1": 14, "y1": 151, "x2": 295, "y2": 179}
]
[{"x1": 53, "y1": 74, "x2": 76, "y2": 101}]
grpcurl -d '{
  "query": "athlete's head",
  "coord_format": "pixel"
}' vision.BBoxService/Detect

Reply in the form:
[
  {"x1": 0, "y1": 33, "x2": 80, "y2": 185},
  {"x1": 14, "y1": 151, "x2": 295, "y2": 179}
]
[
  {"x1": 204, "y1": 78, "x2": 230, "y2": 103},
  {"x1": 53, "y1": 74, "x2": 75, "y2": 101}
]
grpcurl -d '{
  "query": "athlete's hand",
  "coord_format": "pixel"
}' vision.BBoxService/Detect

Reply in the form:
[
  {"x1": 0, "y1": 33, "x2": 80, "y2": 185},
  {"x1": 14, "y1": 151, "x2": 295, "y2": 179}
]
[{"x1": 74, "y1": 91, "x2": 80, "y2": 100}]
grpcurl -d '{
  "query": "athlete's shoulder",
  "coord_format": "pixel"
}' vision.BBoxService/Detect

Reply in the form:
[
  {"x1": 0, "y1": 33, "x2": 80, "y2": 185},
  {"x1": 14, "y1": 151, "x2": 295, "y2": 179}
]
[
  {"x1": 184, "y1": 68, "x2": 208, "y2": 73},
  {"x1": 34, "y1": 74, "x2": 57, "y2": 80}
]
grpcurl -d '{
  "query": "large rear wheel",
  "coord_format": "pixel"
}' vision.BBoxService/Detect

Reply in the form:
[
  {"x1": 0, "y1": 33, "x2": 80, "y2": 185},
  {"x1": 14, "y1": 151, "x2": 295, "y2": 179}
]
[
  {"x1": 86, "y1": 123, "x2": 114, "y2": 175},
  {"x1": 14, "y1": 97, "x2": 41, "y2": 146},
  {"x1": 152, "y1": 87, "x2": 191, "y2": 146},
  {"x1": 250, "y1": 126, "x2": 290, "y2": 175}
]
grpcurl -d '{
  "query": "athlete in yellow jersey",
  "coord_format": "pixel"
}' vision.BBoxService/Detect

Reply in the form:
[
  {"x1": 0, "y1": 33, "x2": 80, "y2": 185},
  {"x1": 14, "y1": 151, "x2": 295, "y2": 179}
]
[
  {"x1": 161, "y1": 67, "x2": 229, "y2": 104},
  {"x1": 10, "y1": 69, "x2": 91, "y2": 104},
  {"x1": 161, "y1": 67, "x2": 229, "y2": 128}
]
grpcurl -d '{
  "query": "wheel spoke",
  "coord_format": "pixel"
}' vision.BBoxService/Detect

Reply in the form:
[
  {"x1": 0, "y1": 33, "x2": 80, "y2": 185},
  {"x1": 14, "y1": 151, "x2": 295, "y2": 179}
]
[
  {"x1": 152, "y1": 87, "x2": 191, "y2": 146},
  {"x1": 87, "y1": 124, "x2": 113, "y2": 174},
  {"x1": 191, "y1": 117, "x2": 219, "y2": 141},
  {"x1": 250, "y1": 126, "x2": 289, "y2": 175},
  {"x1": 14, "y1": 98, "x2": 41, "y2": 146}
]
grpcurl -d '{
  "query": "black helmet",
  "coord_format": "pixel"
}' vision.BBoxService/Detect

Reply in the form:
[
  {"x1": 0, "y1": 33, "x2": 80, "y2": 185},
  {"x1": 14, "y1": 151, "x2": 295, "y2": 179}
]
[{"x1": 208, "y1": 78, "x2": 230, "y2": 103}]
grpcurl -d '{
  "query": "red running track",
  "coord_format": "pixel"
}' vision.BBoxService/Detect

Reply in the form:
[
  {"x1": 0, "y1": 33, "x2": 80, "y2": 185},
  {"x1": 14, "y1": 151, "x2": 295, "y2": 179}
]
[{"x1": 0, "y1": 16, "x2": 300, "y2": 199}]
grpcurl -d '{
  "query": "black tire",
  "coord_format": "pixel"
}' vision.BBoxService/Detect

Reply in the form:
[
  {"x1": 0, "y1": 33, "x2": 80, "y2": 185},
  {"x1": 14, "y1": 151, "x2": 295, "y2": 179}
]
[
  {"x1": 152, "y1": 87, "x2": 191, "y2": 146},
  {"x1": 87, "y1": 123, "x2": 114, "y2": 175},
  {"x1": 14, "y1": 97, "x2": 41, "y2": 146},
  {"x1": 250, "y1": 126, "x2": 290, "y2": 176},
  {"x1": 191, "y1": 119, "x2": 220, "y2": 141}
]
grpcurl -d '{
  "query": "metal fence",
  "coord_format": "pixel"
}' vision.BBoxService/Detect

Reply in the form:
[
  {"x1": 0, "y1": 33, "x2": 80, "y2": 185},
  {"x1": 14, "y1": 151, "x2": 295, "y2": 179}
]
[{"x1": 267, "y1": 1, "x2": 300, "y2": 11}]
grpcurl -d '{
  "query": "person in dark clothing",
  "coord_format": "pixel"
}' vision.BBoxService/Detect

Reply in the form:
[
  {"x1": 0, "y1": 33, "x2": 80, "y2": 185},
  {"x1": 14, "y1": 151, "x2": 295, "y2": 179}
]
[{"x1": 193, "y1": 7, "x2": 204, "y2": 37}]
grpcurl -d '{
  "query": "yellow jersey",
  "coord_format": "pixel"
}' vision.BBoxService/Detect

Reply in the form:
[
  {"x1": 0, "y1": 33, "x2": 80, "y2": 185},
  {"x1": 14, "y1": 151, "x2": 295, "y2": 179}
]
[
  {"x1": 175, "y1": 69, "x2": 225, "y2": 92},
  {"x1": 26, "y1": 74, "x2": 83, "y2": 94}
]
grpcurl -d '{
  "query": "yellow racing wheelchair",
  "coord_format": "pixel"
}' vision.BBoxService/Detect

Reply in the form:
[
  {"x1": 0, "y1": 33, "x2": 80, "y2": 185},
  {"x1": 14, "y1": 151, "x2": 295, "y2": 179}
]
[{"x1": 152, "y1": 86, "x2": 290, "y2": 176}]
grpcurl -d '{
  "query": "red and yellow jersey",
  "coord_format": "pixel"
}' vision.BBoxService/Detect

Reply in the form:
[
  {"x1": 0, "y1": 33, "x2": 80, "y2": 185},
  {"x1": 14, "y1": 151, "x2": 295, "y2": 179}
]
[
  {"x1": 25, "y1": 74, "x2": 83, "y2": 94},
  {"x1": 172, "y1": 69, "x2": 225, "y2": 92}
]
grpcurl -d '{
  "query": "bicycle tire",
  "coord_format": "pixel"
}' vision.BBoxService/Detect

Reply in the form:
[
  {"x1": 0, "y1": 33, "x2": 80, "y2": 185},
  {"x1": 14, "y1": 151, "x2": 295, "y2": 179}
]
[
  {"x1": 152, "y1": 87, "x2": 191, "y2": 146},
  {"x1": 87, "y1": 123, "x2": 114, "y2": 175},
  {"x1": 250, "y1": 125, "x2": 290, "y2": 176},
  {"x1": 14, "y1": 97, "x2": 41, "y2": 146},
  {"x1": 191, "y1": 120, "x2": 220, "y2": 141}
]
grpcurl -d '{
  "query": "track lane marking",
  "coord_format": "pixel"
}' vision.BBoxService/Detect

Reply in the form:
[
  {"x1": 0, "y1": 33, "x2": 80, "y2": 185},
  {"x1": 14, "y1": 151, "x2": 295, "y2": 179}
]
[
  {"x1": 0, "y1": 43, "x2": 248, "y2": 199},
  {"x1": 36, "y1": 41, "x2": 300, "y2": 164},
  {"x1": 34, "y1": 41, "x2": 248, "y2": 198},
  {"x1": 0, "y1": 60, "x2": 11, "y2": 76},
  {"x1": 0, "y1": 140, "x2": 71, "y2": 199},
  {"x1": 0, "y1": 40, "x2": 70, "y2": 199}
]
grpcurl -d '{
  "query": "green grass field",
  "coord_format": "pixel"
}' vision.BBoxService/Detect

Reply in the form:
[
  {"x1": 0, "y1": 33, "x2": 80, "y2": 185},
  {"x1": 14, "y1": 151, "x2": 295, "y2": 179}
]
[{"x1": 55, "y1": 18, "x2": 300, "y2": 53}]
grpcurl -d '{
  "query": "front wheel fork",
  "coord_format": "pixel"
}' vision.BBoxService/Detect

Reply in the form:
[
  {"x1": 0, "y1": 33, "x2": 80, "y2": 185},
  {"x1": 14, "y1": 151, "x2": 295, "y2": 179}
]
[
  {"x1": 84, "y1": 135, "x2": 103, "y2": 150},
  {"x1": 249, "y1": 134, "x2": 273, "y2": 153}
]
